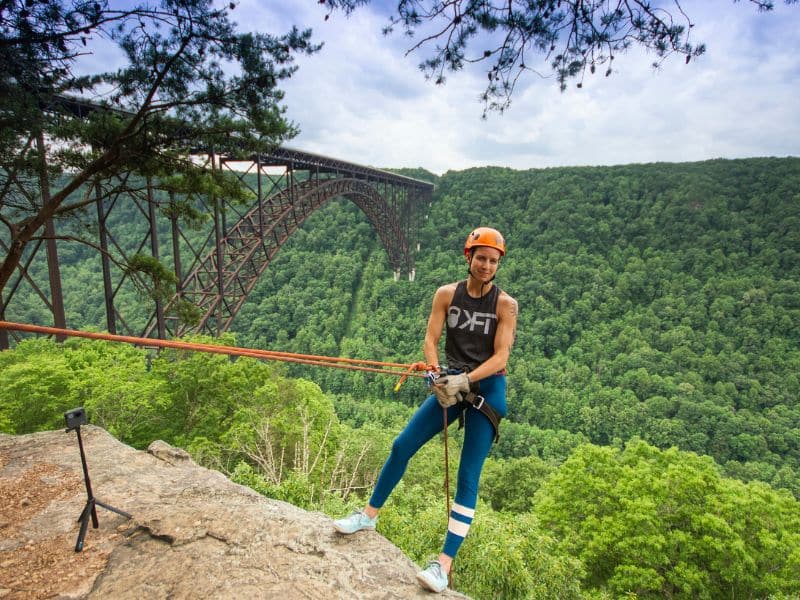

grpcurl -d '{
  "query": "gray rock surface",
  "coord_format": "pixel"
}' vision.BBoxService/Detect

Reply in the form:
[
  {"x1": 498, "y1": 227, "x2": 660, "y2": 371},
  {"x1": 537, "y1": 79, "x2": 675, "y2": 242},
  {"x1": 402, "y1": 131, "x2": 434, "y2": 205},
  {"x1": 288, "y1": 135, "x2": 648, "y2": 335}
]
[{"x1": 0, "y1": 427, "x2": 468, "y2": 599}]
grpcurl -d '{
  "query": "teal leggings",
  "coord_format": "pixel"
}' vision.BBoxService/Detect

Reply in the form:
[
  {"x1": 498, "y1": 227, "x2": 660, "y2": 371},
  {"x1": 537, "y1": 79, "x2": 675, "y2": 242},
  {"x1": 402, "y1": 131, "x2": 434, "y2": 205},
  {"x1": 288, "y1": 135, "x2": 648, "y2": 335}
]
[{"x1": 369, "y1": 374, "x2": 507, "y2": 558}]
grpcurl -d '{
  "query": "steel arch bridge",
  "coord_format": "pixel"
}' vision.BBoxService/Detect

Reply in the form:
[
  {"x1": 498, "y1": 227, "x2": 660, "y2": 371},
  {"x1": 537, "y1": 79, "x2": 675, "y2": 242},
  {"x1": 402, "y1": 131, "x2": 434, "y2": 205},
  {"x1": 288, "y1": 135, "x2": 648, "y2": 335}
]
[
  {"x1": 143, "y1": 148, "x2": 433, "y2": 338},
  {"x1": 0, "y1": 96, "x2": 434, "y2": 346}
]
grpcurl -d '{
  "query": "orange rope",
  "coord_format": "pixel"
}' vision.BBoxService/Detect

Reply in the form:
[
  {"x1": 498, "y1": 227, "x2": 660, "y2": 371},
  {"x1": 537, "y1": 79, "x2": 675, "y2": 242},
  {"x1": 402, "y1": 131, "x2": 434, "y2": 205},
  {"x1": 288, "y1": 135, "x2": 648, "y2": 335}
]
[
  {"x1": 394, "y1": 361, "x2": 429, "y2": 392},
  {"x1": 0, "y1": 321, "x2": 428, "y2": 380}
]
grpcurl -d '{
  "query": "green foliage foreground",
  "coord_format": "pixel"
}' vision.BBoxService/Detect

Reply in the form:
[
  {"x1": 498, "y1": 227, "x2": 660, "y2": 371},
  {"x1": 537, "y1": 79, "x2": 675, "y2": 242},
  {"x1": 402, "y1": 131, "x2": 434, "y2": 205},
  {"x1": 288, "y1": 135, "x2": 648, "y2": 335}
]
[{"x1": 2, "y1": 338, "x2": 798, "y2": 598}]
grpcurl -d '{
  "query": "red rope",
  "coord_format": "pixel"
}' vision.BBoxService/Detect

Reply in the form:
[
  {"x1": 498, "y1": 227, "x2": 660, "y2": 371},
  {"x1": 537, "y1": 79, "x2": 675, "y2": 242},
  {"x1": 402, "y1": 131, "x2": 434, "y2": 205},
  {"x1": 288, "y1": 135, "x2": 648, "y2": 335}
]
[
  {"x1": 0, "y1": 321, "x2": 428, "y2": 380},
  {"x1": 443, "y1": 405, "x2": 454, "y2": 588}
]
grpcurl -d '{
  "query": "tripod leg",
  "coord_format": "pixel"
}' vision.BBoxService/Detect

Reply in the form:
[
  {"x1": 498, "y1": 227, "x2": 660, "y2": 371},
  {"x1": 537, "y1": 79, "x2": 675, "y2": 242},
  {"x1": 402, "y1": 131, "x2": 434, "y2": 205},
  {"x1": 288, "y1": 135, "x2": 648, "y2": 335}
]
[
  {"x1": 77, "y1": 500, "x2": 91, "y2": 524},
  {"x1": 75, "y1": 499, "x2": 94, "y2": 552},
  {"x1": 95, "y1": 499, "x2": 132, "y2": 520}
]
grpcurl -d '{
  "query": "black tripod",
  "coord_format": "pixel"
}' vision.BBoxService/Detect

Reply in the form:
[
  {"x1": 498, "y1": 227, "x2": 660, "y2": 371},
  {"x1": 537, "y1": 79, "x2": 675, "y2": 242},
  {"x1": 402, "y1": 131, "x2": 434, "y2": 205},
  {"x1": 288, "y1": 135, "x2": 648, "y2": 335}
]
[{"x1": 67, "y1": 413, "x2": 131, "y2": 552}]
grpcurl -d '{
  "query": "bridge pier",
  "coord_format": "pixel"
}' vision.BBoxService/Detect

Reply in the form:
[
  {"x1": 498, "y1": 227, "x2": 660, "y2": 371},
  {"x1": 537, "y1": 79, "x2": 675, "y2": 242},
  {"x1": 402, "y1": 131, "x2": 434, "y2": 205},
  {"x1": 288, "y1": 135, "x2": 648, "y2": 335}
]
[{"x1": 394, "y1": 268, "x2": 416, "y2": 282}]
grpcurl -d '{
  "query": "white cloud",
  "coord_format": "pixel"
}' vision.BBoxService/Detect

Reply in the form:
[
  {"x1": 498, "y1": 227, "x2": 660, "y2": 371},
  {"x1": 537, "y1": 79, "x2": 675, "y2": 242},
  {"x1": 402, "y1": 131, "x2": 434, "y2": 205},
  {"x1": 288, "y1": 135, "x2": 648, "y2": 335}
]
[
  {"x1": 73, "y1": 1, "x2": 800, "y2": 173},
  {"x1": 241, "y1": 1, "x2": 800, "y2": 174}
]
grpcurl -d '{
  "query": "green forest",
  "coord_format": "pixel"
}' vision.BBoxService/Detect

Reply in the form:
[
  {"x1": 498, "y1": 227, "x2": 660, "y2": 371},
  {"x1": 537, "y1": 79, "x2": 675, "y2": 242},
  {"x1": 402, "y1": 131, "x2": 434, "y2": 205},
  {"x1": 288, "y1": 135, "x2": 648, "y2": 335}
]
[{"x1": 2, "y1": 157, "x2": 799, "y2": 599}]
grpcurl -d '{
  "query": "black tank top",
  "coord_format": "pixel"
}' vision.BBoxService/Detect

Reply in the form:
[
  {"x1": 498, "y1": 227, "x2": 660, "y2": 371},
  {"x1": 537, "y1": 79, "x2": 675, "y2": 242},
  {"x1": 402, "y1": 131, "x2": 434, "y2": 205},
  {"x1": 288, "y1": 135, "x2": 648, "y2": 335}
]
[{"x1": 444, "y1": 280, "x2": 500, "y2": 372}]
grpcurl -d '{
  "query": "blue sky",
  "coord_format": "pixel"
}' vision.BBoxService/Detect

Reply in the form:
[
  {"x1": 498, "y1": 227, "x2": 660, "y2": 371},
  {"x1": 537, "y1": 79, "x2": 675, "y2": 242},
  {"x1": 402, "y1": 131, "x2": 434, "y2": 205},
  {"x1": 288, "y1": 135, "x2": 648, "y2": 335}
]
[{"x1": 231, "y1": 1, "x2": 799, "y2": 175}]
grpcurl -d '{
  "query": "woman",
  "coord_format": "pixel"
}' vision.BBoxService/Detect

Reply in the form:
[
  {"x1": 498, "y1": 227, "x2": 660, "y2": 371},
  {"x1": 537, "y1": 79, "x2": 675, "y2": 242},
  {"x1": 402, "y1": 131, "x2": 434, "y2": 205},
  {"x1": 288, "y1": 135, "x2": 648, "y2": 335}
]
[{"x1": 334, "y1": 227, "x2": 518, "y2": 593}]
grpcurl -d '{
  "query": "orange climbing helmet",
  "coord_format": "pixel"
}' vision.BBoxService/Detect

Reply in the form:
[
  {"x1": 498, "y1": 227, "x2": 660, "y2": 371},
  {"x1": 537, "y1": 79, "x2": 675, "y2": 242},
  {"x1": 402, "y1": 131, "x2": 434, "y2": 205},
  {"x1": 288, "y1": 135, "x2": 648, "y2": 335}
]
[{"x1": 464, "y1": 227, "x2": 506, "y2": 257}]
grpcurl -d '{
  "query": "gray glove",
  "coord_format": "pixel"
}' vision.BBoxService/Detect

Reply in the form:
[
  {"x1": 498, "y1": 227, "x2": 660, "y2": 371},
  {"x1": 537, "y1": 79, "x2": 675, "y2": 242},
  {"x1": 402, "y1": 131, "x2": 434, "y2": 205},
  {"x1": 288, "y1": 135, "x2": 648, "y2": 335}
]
[
  {"x1": 437, "y1": 372, "x2": 471, "y2": 398},
  {"x1": 433, "y1": 385, "x2": 458, "y2": 408}
]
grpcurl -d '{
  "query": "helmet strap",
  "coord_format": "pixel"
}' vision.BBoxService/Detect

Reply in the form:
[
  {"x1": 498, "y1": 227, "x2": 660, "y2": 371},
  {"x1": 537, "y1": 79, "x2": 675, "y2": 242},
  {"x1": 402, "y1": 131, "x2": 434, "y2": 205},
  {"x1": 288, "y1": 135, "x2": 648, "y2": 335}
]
[{"x1": 466, "y1": 252, "x2": 495, "y2": 297}]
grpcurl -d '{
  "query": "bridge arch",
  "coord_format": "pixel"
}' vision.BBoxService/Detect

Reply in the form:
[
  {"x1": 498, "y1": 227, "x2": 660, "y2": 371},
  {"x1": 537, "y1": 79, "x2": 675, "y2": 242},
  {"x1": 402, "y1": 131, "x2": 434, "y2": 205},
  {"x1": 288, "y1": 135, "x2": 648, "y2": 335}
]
[{"x1": 156, "y1": 176, "x2": 418, "y2": 337}]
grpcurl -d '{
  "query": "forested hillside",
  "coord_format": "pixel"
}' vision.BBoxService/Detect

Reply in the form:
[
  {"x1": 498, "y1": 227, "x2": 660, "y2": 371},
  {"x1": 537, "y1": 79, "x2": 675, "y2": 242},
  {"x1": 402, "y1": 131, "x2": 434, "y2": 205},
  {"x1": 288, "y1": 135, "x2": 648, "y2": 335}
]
[
  {"x1": 3, "y1": 157, "x2": 800, "y2": 598},
  {"x1": 231, "y1": 157, "x2": 800, "y2": 497}
]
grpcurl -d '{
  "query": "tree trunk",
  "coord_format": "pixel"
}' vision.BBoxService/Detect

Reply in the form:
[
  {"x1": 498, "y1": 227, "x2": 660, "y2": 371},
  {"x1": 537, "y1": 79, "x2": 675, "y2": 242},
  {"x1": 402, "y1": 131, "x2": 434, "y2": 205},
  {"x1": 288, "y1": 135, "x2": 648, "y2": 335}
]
[{"x1": 0, "y1": 146, "x2": 120, "y2": 294}]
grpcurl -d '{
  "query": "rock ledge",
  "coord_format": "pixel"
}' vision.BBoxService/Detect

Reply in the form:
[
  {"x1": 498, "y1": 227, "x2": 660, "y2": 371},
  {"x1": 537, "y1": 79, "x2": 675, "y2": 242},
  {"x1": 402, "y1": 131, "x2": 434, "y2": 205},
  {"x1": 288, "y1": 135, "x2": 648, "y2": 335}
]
[{"x1": 0, "y1": 427, "x2": 467, "y2": 599}]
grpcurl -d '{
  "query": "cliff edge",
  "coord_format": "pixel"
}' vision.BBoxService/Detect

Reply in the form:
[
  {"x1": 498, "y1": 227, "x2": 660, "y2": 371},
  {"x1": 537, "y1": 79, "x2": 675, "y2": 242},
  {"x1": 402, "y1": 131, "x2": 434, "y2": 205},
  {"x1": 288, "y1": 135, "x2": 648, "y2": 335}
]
[{"x1": 0, "y1": 427, "x2": 467, "y2": 599}]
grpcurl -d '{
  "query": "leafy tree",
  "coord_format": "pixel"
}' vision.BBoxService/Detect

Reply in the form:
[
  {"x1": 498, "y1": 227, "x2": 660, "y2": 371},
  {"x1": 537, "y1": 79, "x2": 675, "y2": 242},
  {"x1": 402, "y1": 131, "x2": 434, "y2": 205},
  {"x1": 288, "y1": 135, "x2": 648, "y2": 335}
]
[
  {"x1": 63, "y1": 338, "x2": 168, "y2": 443},
  {"x1": 0, "y1": 337, "x2": 75, "y2": 432},
  {"x1": 455, "y1": 511, "x2": 583, "y2": 600},
  {"x1": 0, "y1": 0, "x2": 319, "y2": 294},
  {"x1": 480, "y1": 454, "x2": 553, "y2": 513},
  {"x1": 534, "y1": 440, "x2": 800, "y2": 598}
]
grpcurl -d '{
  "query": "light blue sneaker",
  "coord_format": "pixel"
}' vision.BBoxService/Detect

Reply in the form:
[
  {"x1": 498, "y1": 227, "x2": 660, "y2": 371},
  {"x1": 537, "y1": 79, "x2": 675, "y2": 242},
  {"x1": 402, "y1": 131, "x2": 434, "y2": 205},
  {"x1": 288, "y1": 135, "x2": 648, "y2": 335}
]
[
  {"x1": 416, "y1": 560, "x2": 448, "y2": 593},
  {"x1": 332, "y1": 510, "x2": 377, "y2": 534}
]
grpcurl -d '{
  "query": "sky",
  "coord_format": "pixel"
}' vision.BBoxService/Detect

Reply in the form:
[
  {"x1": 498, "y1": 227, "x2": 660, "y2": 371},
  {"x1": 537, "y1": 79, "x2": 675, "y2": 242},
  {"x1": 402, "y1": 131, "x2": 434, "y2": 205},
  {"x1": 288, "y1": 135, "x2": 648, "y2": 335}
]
[{"x1": 230, "y1": 1, "x2": 800, "y2": 175}]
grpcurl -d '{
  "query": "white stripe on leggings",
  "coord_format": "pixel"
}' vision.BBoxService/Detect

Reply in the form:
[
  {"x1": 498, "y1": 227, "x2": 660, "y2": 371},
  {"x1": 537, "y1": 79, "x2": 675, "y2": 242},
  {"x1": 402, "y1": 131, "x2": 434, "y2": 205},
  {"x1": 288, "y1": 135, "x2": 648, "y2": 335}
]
[
  {"x1": 451, "y1": 502, "x2": 475, "y2": 518},
  {"x1": 448, "y1": 517, "x2": 471, "y2": 538}
]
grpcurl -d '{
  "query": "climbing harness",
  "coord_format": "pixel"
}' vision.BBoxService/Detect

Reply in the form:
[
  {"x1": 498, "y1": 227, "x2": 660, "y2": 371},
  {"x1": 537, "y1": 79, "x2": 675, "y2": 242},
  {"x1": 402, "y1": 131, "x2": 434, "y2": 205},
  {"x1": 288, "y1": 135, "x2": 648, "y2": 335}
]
[
  {"x1": 456, "y1": 391, "x2": 502, "y2": 443},
  {"x1": 436, "y1": 367, "x2": 503, "y2": 443}
]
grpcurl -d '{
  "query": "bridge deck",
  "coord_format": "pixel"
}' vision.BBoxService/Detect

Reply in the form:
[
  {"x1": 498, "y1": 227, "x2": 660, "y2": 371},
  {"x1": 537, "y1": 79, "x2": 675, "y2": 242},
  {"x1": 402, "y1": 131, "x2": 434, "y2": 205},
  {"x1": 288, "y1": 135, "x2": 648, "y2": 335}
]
[
  {"x1": 254, "y1": 147, "x2": 434, "y2": 190},
  {"x1": 45, "y1": 94, "x2": 433, "y2": 191}
]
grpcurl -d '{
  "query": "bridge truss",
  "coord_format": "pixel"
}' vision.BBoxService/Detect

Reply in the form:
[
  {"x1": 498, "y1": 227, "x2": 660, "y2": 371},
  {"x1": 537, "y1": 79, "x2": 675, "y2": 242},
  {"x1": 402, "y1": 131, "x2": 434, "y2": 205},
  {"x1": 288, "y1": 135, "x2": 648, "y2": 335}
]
[
  {"x1": 0, "y1": 98, "x2": 433, "y2": 347},
  {"x1": 143, "y1": 148, "x2": 432, "y2": 338}
]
